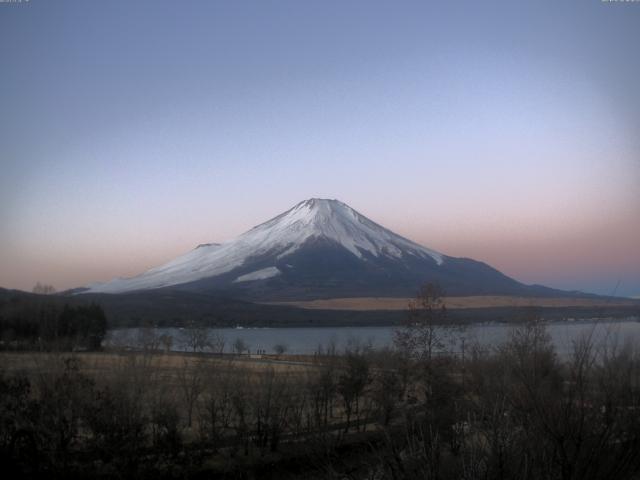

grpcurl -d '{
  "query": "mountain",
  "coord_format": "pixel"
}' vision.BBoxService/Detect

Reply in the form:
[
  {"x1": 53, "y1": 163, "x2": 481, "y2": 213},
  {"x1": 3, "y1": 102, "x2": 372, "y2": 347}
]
[{"x1": 83, "y1": 198, "x2": 568, "y2": 300}]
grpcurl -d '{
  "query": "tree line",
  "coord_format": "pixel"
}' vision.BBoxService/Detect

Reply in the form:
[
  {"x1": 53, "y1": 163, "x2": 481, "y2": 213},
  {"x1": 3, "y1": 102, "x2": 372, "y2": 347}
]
[{"x1": 0, "y1": 298, "x2": 107, "y2": 351}]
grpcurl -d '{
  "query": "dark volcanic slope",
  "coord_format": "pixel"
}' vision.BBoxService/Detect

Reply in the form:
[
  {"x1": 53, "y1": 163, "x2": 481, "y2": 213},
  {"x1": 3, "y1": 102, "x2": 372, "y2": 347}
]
[{"x1": 177, "y1": 237, "x2": 565, "y2": 300}]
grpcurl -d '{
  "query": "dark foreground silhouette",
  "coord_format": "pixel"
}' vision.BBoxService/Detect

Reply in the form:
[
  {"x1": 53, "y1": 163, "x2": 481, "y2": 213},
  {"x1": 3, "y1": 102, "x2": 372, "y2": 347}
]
[{"x1": 2, "y1": 318, "x2": 640, "y2": 480}]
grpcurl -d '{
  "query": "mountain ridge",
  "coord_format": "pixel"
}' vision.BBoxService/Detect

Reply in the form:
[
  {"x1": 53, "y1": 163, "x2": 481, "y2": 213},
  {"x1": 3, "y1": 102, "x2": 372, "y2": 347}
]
[{"x1": 81, "y1": 198, "x2": 583, "y2": 300}]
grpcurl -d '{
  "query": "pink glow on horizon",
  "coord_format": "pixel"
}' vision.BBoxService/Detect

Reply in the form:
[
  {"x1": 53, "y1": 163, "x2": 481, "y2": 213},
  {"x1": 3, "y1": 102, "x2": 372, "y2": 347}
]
[{"x1": 2, "y1": 193, "x2": 638, "y2": 297}]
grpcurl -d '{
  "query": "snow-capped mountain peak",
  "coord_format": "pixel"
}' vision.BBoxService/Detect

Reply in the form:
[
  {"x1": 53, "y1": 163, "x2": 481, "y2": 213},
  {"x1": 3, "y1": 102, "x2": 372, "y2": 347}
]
[
  {"x1": 85, "y1": 198, "x2": 444, "y2": 294},
  {"x1": 246, "y1": 198, "x2": 443, "y2": 263}
]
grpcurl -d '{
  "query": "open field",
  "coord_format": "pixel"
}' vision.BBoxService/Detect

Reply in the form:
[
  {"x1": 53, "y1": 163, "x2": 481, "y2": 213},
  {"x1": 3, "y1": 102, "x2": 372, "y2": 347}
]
[
  {"x1": 0, "y1": 350, "x2": 316, "y2": 378},
  {"x1": 265, "y1": 295, "x2": 640, "y2": 311}
]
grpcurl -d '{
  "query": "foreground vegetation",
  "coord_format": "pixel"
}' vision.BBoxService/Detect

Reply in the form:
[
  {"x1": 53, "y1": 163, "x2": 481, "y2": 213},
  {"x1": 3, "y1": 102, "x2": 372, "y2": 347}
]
[
  {"x1": 1, "y1": 285, "x2": 639, "y2": 478},
  {"x1": 2, "y1": 318, "x2": 640, "y2": 479}
]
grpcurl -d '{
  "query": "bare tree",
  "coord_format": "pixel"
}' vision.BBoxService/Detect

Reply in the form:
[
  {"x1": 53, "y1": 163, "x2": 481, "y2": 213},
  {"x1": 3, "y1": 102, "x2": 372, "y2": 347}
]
[
  {"x1": 137, "y1": 325, "x2": 161, "y2": 352},
  {"x1": 252, "y1": 367, "x2": 292, "y2": 454},
  {"x1": 159, "y1": 334, "x2": 173, "y2": 354},
  {"x1": 199, "y1": 363, "x2": 236, "y2": 450},
  {"x1": 177, "y1": 358, "x2": 207, "y2": 428},
  {"x1": 229, "y1": 369, "x2": 251, "y2": 456},
  {"x1": 32, "y1": 282, "x2": 56, "y2": 295},
  {"x1": 233, "y1": 338, "x2": 248, "y2": 355},
  {"x1": 210, "y1": 332, "x2": 225, "y2": 354},
  {"x1": 181, "y1": 324, "x2": 212, "y2": 353},
  {"x1": 371, "y1": 367, "x2": 401, "y2": 426},
  {"x1": 307, "y1": 362, "x2": 337, "y2": 431},
  {"x1": 337, "y1": 352, "x2": 370, "y2": 432},
  {"x1": 273, "y1": 343, "x2": 288, "y2": 356},
  {"x1": 393, "y1": 283, "x2": 459, "y2": 361}
]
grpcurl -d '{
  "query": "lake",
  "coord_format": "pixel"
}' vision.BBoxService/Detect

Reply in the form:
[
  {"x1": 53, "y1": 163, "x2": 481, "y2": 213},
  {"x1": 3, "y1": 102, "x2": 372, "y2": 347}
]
[{"x1": 106, "y1": 317, "x2": 640, "y2": 356}]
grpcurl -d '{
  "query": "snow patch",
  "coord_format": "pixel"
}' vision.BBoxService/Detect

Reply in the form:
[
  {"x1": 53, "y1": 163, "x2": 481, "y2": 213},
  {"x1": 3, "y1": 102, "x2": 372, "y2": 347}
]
[{"x1": 233, "y1": 267, "x2": 281, "y2": 283}]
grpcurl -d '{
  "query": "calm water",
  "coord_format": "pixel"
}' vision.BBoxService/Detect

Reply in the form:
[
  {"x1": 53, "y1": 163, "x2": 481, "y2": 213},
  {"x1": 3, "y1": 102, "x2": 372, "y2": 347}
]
[{"x1": 106, "y1": 318, "x2": 640, "y2": 356}]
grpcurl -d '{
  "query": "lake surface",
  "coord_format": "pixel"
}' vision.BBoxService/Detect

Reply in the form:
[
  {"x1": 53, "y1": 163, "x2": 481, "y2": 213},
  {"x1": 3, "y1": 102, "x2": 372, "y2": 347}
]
[{"x1": 106, "y1": 318, "x2": 640, "y2": 356}]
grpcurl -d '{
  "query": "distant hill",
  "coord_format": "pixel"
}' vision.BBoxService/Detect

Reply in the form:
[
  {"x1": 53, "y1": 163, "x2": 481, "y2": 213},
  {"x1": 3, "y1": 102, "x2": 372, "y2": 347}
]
[{"x1": 2, "y1": 287, "x2": 638, "y2": 329}]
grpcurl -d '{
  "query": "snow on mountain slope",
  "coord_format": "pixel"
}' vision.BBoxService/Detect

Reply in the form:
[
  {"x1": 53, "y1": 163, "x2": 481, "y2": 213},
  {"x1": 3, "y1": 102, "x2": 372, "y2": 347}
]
[
  {"x1": 85, "y1": 198, "x2": 445, "y2": 294},
  {"x1": 233, "y1": 267, "x2": 281, "y2": 283}
]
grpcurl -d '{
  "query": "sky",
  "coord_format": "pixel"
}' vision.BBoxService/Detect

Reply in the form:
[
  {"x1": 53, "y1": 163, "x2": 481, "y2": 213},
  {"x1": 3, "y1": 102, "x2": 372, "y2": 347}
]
[{"x1": 0, "y1": 0, "x2": 639, "y2": 297}]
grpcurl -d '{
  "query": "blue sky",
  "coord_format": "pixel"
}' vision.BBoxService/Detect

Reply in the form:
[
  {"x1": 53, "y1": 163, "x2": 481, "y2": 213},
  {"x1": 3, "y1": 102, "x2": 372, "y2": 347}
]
[{"x1": 1, "y1": 0, "x2": 639, "y2": 296}]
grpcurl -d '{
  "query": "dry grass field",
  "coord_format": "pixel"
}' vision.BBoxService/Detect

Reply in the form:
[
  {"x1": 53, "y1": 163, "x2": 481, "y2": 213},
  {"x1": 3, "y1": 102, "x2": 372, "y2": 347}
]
[
  {"x1": 0, "y1": 350, "x2": 316, "y2": 379},
  {"x1": 265, "y1": 295, "x2": 639, "y2": 311}
]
